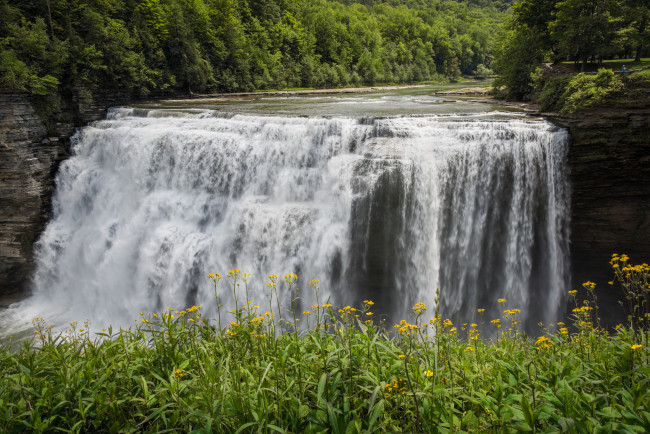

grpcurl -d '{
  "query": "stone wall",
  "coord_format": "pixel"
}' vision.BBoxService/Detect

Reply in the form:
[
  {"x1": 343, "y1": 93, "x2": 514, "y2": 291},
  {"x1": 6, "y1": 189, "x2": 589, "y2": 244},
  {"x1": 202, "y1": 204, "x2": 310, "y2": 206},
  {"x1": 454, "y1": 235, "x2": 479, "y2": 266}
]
[{"x1": 0, "y1": 91, "x2": 67, "y2": 302}]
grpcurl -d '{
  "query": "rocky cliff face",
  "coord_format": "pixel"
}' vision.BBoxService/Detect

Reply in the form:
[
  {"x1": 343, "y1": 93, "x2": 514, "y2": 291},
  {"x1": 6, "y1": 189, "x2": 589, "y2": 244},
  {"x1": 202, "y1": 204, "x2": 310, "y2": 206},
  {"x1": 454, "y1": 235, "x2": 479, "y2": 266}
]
[
  {"x1": 549, "y1": 102, "x2": 650, "y2": 325},
  {"x1": 0, "y1": 88, "x2": 135, "y2": 305},
  {"x1": 0, "y1": 91, "x2": 67, "y2": 303}
]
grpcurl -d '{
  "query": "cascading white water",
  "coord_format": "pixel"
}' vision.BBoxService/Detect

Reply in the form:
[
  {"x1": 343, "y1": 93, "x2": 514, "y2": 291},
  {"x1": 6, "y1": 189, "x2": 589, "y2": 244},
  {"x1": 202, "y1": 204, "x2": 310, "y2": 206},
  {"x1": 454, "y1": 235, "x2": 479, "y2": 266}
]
[{"x1": 7, "y1": 108, "x2": 570, "y2": 333}]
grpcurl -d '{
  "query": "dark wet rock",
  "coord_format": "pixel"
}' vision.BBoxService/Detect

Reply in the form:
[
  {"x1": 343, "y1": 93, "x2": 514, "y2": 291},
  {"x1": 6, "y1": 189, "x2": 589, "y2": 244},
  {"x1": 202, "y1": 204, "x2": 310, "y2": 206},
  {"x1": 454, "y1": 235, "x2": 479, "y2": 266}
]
[{"x1": 548, "y1": 102, "x2": 650, "y2": 326}]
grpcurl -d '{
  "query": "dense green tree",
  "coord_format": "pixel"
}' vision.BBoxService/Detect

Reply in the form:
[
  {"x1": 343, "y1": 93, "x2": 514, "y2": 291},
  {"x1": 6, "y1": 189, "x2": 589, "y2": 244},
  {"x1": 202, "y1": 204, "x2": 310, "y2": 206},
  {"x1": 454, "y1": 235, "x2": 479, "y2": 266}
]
[
  {"x1": 1, "y1": 0, "x2": 513, "y2": 100},
  {"x1": 551, "y1": 0, "x2": 625, "y2": 69},
  {"x1": 493, "y1": 0, "x2": 649, "y2": 99}
]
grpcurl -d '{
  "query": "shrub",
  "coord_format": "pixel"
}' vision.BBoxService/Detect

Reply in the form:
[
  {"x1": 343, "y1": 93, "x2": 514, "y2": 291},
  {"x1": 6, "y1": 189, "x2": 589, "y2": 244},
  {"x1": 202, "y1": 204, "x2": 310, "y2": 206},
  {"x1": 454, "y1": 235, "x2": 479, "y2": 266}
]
[
  {"x1": 560, "y1": 69, "x2": 623, "y2": 113},
  {"x1": 537, "y1": 74, "x2": 572, "y2": 112},
  {"x1": 474, "y1": 63, "x2": 493, "y2": 79}
]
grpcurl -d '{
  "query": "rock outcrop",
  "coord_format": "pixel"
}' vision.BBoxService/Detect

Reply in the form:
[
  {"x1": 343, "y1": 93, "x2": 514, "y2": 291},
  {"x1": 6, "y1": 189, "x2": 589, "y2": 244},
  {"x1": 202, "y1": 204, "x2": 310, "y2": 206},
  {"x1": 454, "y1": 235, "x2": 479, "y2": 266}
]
[
  {"x1": 0, "y1": 88, "x2": 135, "y2": 305},
  {"x1": 0, "y1": 91, "x2": 67, "y2": 302},
  {"x1": 548, "y1": 102, "x2": 650, "y2": 325}
]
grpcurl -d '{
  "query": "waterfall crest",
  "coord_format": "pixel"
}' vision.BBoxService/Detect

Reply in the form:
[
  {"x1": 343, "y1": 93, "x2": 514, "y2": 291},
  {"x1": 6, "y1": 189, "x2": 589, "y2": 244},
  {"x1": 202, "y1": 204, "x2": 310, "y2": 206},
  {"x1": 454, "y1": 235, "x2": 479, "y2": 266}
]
[{"x1": 18, "y1": 109, "x2": 570, "y2": 332}]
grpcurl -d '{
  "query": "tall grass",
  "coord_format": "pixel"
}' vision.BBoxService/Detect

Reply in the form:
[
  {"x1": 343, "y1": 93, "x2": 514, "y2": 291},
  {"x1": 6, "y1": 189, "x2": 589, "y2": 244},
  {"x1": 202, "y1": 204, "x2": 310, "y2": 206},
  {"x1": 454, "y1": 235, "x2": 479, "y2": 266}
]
[{"x1": 1, "y1": 258, "x2": 648, "y2": 432}]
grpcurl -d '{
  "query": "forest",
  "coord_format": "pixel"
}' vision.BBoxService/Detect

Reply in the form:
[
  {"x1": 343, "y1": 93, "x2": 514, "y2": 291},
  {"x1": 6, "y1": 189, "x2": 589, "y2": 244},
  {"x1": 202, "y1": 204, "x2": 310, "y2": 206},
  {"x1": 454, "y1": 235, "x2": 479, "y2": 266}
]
[
  {"x1": 0, "y1": 0, "x2": 511, "y2": 99},
  {"x1": 1, "y1": 0, "x2": 648, "y2": 105}
]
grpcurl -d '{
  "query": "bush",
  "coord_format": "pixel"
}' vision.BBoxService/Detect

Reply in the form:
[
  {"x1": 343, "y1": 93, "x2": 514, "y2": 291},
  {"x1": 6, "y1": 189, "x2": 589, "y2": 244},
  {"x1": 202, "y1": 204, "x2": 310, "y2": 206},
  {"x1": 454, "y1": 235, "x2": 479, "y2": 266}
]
[
  {"x1": 560, "y1": 69, "x2": 623, "y2": 113},
  {"x1": 474, "y1": 63, "x2": 493, "y2": 79},
  {"x1": 537, "y1": 74, "x2": 572, "y2": 112}
]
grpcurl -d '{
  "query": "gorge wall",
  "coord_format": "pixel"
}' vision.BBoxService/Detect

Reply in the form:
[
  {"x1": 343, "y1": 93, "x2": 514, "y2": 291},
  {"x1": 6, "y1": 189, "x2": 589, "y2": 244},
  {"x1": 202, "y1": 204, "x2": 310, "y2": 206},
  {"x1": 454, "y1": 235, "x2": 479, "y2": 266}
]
[
  {"x1": 0, "y1": 91, "x2": 65, "y2": 304},
  {"x1": 0, "y1": 89, "x2": 133, "y2": 305},
  {"x1": 550, "y1": 101, "x2": 650, "y2": 325}
]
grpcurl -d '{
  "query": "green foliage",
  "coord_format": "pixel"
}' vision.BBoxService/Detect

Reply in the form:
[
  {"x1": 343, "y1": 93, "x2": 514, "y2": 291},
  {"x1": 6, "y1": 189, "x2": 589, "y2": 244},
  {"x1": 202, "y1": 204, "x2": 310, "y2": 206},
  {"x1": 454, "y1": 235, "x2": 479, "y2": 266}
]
[
  {"x1": 629, "y1": 68, "x2": 650, "y2": 82},
  {"x1": 536, "y1": 68, "x2": 624, "y2": 112},
  {"x1": 561, "y1": 68, "x2": 623, "y2": 112},
  {"x1": 1, "y1": 264, "x2": 649, "y2": 432},
  {"x1": 492, "y1": 21, "x2": 547, "y2": 99},
  {"x1": 474, "y1": 63, "x2": 493, "y2": 78},
  {"x1": 536, "y1": 74, "x2": 572, "y2": 112},
  {"x1": 1, "y1": 0, "x2": 511, "y2": 100},
  {"x1": 493, "y1": 0, "x2": 650, "y2": 99}
]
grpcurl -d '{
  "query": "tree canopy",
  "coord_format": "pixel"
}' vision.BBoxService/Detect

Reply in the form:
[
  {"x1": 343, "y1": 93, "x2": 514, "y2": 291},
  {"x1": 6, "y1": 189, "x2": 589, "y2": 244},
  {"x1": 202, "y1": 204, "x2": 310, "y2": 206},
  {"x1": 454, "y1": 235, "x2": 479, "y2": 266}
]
[
  {"x1": 493, "y1": 0, "x2": 650, "y2": 100},
  {"x1": 1, "y1": 0, "x2": 510, "y2": 97}
]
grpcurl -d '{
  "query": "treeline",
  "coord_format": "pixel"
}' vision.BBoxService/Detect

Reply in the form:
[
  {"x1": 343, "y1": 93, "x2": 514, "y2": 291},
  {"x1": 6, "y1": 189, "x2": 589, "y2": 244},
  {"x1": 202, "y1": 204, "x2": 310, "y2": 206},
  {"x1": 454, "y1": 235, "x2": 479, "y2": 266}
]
[
  {"x1": 493, "y1": 0, "x2": 650, "y2": 99},
  {"x1": 0, "y1": 0, "x2": 509, "y2": 99}
]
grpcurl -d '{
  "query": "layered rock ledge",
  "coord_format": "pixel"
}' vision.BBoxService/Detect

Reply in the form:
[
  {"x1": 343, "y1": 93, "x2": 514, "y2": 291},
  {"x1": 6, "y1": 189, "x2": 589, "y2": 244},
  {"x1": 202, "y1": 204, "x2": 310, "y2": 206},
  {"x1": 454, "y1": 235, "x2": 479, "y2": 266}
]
[{"x1": 0, "y1": 91, "x2": 66, "y2": 302}]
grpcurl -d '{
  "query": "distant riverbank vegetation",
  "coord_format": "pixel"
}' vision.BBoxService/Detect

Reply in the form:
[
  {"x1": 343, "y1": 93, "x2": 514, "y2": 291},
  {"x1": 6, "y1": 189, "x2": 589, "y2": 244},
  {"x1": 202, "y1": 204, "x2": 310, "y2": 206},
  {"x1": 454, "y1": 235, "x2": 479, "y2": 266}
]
[
  {"x1": 493, "y1": 0, "x2": 650, "y2": 104},
  {"x1": 1, "y1": 256, "x2": 648, "y2": 431},
  {"x1": 0, "y1": 0, "x2": 512, "y2": 100}
]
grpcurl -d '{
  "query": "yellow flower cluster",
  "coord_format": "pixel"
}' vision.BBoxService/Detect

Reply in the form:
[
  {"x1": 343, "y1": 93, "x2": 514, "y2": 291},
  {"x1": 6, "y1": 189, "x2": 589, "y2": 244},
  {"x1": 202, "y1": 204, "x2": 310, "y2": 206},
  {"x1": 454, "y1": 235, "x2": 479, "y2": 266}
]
[
  {"x1": 249, "y1": 312, "x2": 272, "y2": 324},
  {"x1": 536, "y1": 335, "x2": 552, "y2": 349},
  {"x1": 363, "y1": 300, "x2": 374, "y2": 306},
  {"x1": 394, "y1": 319, "x2": 419, "y2": 335},
  {"x1": 572, "y1": 306, "x2": 593, "y2": 314},
  {"x1": 568, "y1": 290, "x2": 577, "y2": 295},
  {"x1": 266, "y1": 274, "x2": 278, "y2": 288},
  {"x1": 311, "y1": 303, "x2": 333, "y2": 309},
  {"x1": 497, "y1": 298, "x2": 506, "y2": 304},
  {"x1": 173, "y1": 369, "x2": 184, "y2": 378},
  {"x1": 338, "y1": 306, "x2": 357, "y2": 315},
  {"x1": 630, "y1": 344, "x2": 642, "y2": 350},
  {"x1": 384, "y1": 378, "x2": 408, "y2": 397},
  {"x1": 582, "y1": 281, "x2": 596, "y2": 290},
  {"x1": 443, "y1": 319, "x2": 453, "y2": 328},
  {"x1": 477, "y1": 309, "x2": 485, "y2": 314},
  {"x1": 424, "y1": 370, "x2": 434, "y2": 377},
  {"x1": 469, "y1": 324, "x2": 479, "y2": 341},
  {"x1": 225, "y1": 322, "x2": 241, "y2": 337},
  {"x1": 622, "y1": 263, "x2": 650, "y2": 273},
  {"x1": 412, "y1": 302, "x2": 427, "y2": 315}
]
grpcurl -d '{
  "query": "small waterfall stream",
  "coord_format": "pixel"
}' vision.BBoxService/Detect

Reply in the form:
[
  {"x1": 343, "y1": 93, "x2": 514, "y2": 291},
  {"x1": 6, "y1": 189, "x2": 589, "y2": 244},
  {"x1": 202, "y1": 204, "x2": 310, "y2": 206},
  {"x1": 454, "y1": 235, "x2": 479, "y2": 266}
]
[{"x1": 8, "y1": 108, "x2": 570, "y2": 333}]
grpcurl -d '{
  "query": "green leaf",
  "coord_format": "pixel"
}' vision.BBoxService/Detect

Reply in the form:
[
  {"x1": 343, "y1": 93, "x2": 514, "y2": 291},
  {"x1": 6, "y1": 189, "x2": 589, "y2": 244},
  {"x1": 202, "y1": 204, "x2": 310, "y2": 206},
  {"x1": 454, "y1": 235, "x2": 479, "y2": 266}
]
[
  {"x1": 367, "y1": 399, "x2": 384, "y2": 431},
  {"x1": 521, "y1": 395, "x2": 533, "y2": 428}
]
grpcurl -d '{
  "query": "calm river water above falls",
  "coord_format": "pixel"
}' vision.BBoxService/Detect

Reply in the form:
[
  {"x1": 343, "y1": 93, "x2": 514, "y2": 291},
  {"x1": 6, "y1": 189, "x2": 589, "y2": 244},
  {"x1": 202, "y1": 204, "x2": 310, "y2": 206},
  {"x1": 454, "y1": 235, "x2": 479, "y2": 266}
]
[{"x1": 1, "y1": 86, "x2": 571, "y2": 338}]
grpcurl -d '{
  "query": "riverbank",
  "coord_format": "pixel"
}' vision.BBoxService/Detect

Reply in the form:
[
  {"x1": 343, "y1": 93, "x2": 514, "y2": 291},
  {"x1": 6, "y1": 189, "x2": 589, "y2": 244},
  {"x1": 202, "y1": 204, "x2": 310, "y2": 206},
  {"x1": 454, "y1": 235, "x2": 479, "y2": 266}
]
[{"x1": 157, "y1": 80, "x2": 496, "y2": 102}]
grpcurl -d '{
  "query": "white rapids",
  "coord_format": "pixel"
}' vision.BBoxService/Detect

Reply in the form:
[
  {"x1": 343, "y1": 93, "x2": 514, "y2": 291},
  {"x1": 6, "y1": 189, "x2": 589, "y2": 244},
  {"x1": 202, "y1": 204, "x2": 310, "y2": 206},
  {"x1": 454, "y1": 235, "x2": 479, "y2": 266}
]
[{"x1": 2, "y1": 108, "x2": 570, "y2": 334}]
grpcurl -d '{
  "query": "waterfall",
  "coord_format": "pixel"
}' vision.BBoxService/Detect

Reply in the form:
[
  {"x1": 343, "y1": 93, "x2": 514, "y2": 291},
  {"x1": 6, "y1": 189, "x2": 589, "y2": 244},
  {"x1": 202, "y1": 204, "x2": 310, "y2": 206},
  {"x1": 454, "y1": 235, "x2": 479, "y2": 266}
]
[{"x1": 14, "y1": 108, "x2": 570, "y2": 333}]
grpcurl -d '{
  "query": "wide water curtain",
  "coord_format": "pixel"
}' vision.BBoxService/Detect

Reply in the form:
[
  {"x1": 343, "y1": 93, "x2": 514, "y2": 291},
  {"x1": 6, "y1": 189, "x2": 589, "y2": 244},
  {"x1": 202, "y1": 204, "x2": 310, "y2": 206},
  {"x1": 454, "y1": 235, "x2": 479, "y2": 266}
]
[{"x1": 28, "y1": 109, "x2": 570, "y2": 332}]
